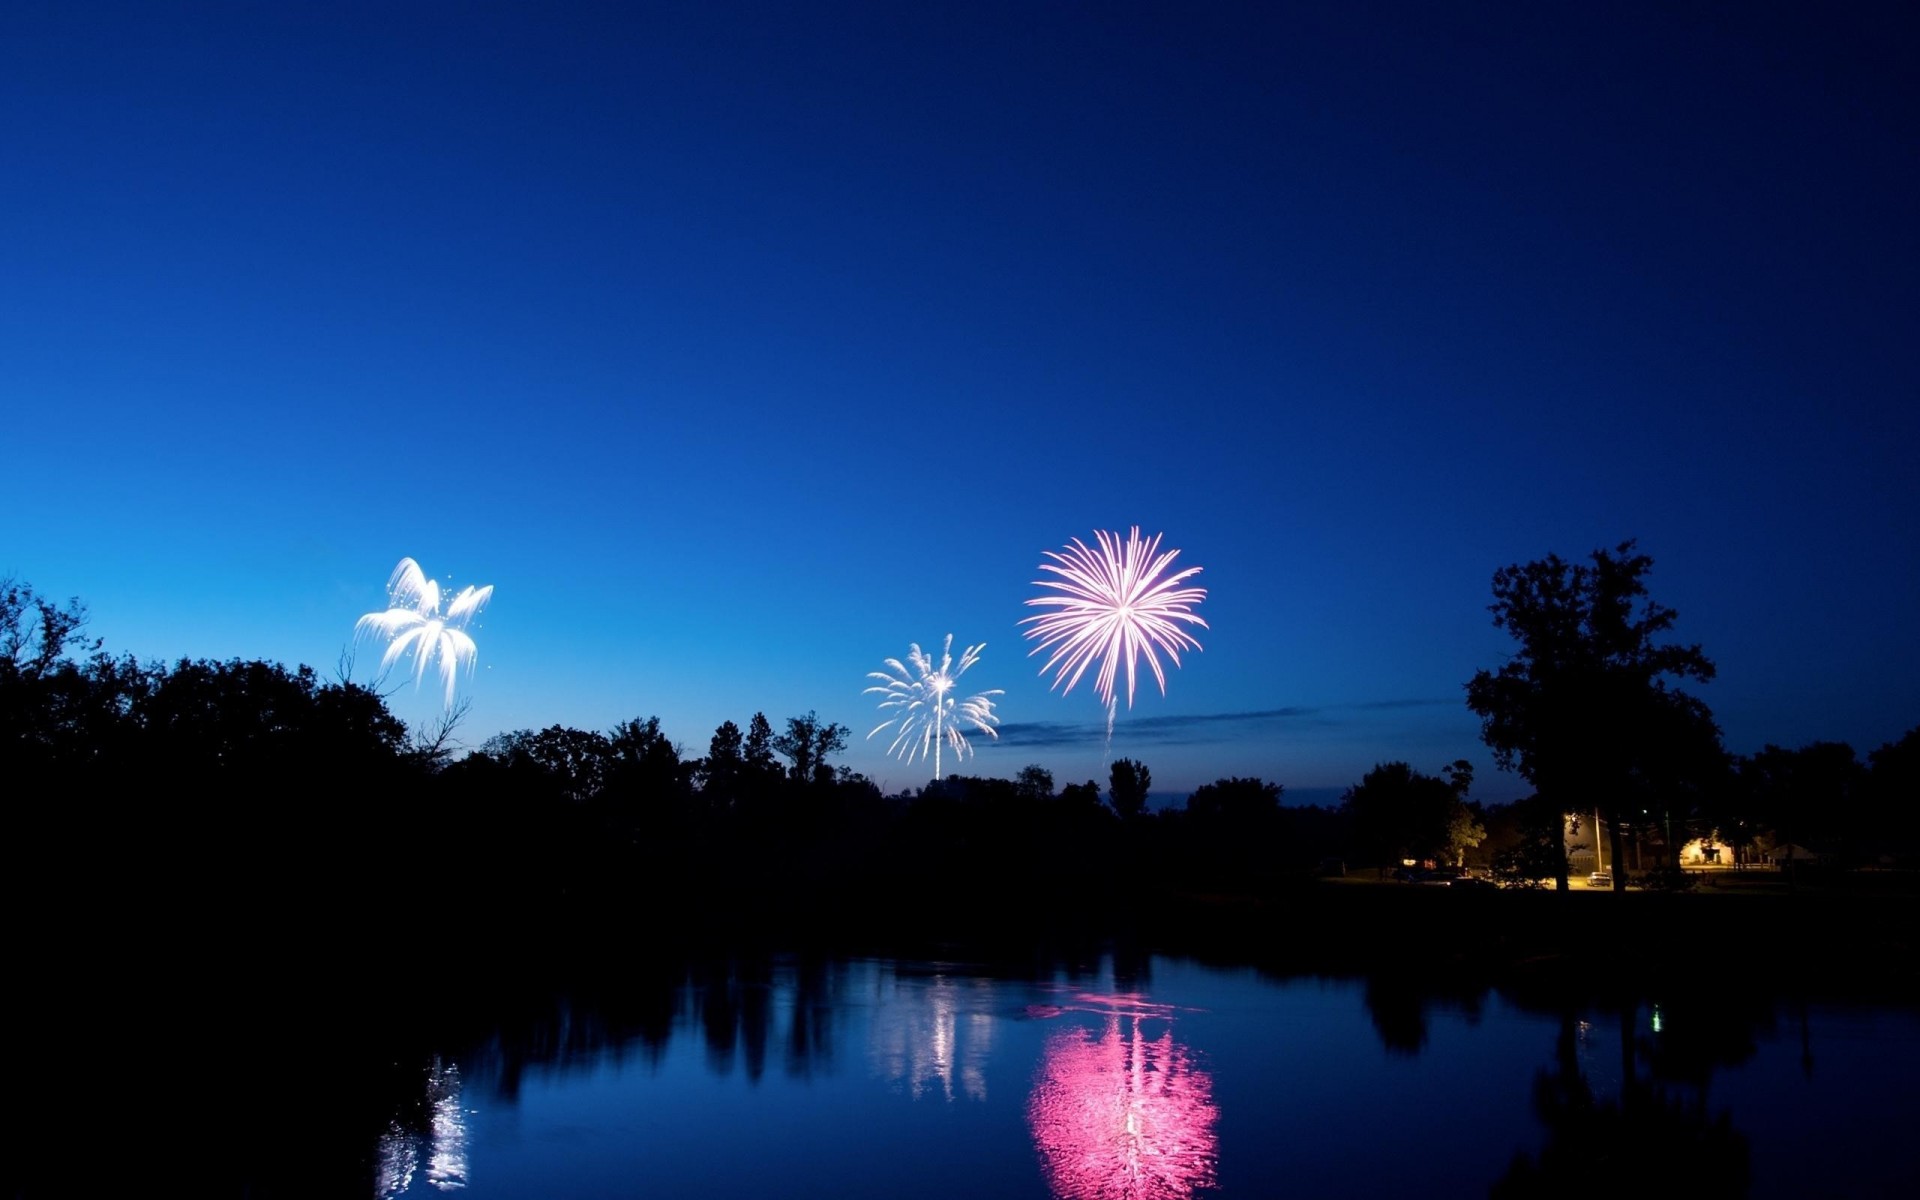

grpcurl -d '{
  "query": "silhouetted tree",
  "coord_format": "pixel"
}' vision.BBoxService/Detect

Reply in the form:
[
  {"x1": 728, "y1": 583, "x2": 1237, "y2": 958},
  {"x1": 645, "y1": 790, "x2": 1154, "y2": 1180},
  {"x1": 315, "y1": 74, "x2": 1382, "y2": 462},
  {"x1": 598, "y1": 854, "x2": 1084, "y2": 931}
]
[
  {"x1": 1692, "y1": 759, "x2": 1760, "y2": 867},
  {"x1": 1014, "y1": 764, "x2": 1055, "y2": 802},
  {"x1": 484, "y1": 726, "x2": 611, "y2": 804},
  {"x1": 697, "y1": 719, "x2": 746, "y2": 810},
  {"x1": 1342, "y1": 762, "x2": 1456, "y2": 873},
  {"x1": 1741, "y1": 741, "x2": 1869, "y2": 875},
  {"x1": 1059, "y1": 779, "x2": 1105, "y2": 814},
  {"x1": 605, "y1": 716, "x2": 690, "y2": 834},
  {"x1": 406, "y1": 698, "x2": 470, "y2": 771},
  {"x1": 1108, "y1": 758, "x2": 1151, "y2": 819},
  {"x1": 1486, "y1": 794, "x2": 1566, "y2": 887},
  {"x1": 742, "y1": 712, "x2": 781, "y2": 781},
  {"x1": 1186, "y1": 776, "x2": 1283, "y2": 824},
  {"x1": 1867, "y1": 726, "x2": 1920, "y2": 858},
  {"x1": 1441, "y1": 759, "x2": 1487, "y2": 865},
  {"x1": 141, "y1": 658, "x2": 407, "y2": 786},
  {"x1": 1, "y1": 578, "x2": 112, "y2": 772},
  {"x1": 1612, "y1": 690, "x2": 1729, "y2": 874},
  {"x1": 772, "y1": 711, "x2": 850, "y2": 785},
  {"x1": 1180, "y1": 776, "x2": 1285, "y2": 887},
  {"x1": 1466, "y1": 541, "x2": 1721, "y2": 891},
  {"x1": 0, "y1": 577, "x2": 99, "y2": 677}
]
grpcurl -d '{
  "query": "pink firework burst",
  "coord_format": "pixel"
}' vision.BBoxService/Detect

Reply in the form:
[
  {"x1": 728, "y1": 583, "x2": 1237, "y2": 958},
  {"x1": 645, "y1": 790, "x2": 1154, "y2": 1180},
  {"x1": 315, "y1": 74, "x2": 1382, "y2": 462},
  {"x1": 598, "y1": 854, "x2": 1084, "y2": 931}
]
[{"x1": 1020, "y1": 527, "x2": 1208, "y2": 739}]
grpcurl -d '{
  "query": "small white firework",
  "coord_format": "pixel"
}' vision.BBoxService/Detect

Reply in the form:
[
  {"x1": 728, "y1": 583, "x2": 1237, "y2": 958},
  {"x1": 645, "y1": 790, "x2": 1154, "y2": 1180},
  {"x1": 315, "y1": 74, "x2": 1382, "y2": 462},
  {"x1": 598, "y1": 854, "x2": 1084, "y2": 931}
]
[{"x1": 865, "y1": 634, "x2": 1002, "y2": 780}]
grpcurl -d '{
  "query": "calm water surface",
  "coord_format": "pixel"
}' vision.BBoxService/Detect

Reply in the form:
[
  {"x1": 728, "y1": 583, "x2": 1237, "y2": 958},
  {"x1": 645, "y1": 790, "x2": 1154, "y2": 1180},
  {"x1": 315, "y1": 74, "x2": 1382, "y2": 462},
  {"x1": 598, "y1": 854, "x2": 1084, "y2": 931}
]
[{"x1": 373, "y1": 956, "x2": 1918, "y2": 1199}]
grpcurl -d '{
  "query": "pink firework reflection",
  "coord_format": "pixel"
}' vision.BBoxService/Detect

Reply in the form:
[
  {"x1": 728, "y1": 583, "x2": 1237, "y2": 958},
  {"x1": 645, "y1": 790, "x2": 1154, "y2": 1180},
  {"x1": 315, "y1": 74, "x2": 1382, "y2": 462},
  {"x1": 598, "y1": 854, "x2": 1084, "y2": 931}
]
[{"x1": 1028, "y1": 995, "x2": 1219, "y2": 1200}]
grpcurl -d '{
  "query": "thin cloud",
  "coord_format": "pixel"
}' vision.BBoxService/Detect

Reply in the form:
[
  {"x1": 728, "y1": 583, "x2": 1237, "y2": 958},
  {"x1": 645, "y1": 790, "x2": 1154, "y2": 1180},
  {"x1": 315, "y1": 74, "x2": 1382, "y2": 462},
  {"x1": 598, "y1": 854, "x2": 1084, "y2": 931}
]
[
  {"x1": 989, "y1": 720, "x2": 1104, "y2": 749},
  {"x1": 990, "y1": 700, "x2": 1452, "y2": 749}
]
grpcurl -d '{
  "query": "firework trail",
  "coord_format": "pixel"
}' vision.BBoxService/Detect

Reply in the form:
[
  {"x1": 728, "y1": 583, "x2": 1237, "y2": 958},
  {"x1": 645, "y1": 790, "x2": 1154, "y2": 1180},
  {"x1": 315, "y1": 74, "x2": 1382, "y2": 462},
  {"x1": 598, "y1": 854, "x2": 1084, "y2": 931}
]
[
  {"x1": 865, "y1": 634, "x2": 1003, "y2": 780},
  {"x1": 355, "y1": 557, "x2": 493, "y2": 710},
  {"x1": 1020, "y1": 527, "x2": 1207, "y2": 744}
]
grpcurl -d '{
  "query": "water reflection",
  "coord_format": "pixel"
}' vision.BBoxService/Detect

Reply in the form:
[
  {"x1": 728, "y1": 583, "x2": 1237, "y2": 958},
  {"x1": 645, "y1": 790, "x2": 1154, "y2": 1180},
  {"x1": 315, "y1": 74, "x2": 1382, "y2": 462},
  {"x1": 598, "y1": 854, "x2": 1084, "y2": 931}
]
[
  {"x1": 1493, "y1": 1002, "x2": 1751, "y2": 1198},
  {"x1": 373, "y1": 1057, "x2": 468, "y2": 1196},
  {"x1": 330, "y1": 953, "x2": 1912, "y2": 1200},
  {"x1": 1361, "y1": 971, "x2": 1486, "y2": 1055},
  {"x1": 869, "y1": 971, "x2": 996, "y2": 1101},
  {"x1": 1027, "y1": 993, "x2": 1219, "y2": 1200}
]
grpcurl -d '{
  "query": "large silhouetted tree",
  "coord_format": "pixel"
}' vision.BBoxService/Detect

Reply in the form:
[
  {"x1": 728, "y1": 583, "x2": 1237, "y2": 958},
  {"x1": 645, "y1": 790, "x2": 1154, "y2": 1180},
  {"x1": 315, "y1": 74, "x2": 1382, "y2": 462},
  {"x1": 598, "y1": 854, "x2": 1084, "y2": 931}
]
[{"x1": 1466, "y1": 541, "x2": 1720, "y2": 891}]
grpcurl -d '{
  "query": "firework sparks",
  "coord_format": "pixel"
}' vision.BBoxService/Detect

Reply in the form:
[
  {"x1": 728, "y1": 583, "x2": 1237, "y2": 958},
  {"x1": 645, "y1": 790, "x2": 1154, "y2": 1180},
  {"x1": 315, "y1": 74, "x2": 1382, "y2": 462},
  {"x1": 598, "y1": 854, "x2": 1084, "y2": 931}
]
[
  {"x1": 355, "y1": 557, "x2": 493, "y2": 710},
  {"x1": 1020, "y1": 527, "x2": 1207, "y2": 741},
  {"x1": 865, "y1": 634, "x2": 1003, "y2": 780}
]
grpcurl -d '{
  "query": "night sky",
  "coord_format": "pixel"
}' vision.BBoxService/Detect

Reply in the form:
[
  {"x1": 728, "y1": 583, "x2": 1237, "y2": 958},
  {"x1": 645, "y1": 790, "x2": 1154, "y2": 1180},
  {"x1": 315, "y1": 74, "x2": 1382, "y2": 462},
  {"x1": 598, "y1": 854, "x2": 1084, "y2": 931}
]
[{"x1": 4, "y1": 2, "x2": 1914, "y2": 802}]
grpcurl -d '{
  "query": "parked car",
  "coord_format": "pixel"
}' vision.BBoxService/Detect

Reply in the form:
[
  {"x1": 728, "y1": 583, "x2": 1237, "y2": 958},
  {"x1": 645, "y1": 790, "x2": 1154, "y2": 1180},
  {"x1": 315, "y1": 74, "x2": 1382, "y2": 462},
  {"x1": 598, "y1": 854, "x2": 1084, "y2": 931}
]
[{"x1": 1588, "y1": 870, "x2": 1614, "y2": 889}]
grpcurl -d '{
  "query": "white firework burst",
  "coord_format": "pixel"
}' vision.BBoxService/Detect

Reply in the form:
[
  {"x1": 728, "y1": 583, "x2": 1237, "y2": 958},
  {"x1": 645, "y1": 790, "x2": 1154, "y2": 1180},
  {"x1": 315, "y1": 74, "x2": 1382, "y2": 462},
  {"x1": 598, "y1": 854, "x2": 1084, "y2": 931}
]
[
  {"x1": 355, "y1": 557, "x2": 493, "y2": 710},
  {"x1": 865, "y1": 634, "x2": 1003, "y2": 780}
]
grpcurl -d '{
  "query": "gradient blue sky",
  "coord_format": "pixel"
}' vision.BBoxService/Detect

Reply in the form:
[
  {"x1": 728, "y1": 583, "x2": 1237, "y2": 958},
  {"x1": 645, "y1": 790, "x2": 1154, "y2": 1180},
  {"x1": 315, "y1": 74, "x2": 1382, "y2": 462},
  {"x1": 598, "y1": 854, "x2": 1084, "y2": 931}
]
[{"x1": 4, "y1": 2, "x2": 1914, "y2": 803}]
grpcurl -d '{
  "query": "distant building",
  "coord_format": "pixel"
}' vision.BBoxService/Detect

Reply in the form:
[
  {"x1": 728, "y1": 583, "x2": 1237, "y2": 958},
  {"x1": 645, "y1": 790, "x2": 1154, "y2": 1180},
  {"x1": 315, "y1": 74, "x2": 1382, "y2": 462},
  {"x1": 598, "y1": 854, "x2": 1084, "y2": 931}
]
[{"x1": 1561, "y1": 810, "x2": 1674, "y2": 876}]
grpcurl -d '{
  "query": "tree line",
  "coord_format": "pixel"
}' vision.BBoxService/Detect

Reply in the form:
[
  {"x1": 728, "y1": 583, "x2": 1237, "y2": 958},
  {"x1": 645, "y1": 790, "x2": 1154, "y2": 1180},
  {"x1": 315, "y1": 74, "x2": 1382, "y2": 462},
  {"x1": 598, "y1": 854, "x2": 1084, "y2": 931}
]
[
  {"x1": 1463, "y1": 541, "x2": 1918, "y2": 889},
  {"x1": 5, "y1": 543, "x2": 1915, "y2": 942}
]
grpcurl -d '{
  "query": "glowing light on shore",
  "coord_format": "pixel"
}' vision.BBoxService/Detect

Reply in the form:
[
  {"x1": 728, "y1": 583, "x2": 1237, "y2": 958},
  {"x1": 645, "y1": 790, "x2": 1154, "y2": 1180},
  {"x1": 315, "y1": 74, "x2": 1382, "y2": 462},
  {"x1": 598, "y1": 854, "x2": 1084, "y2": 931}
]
[
  {"x1": 865, "y1": 635, "x2": 1003, "y2": 780},
  {"x1": 1028, "y1": 994, "x2": 1219, "y2": 1200},
  {"x1": 356, "y1": 557, "x2": 492, "y2": 710},
  {"x1": 1021, "y1": 527, "x2": 1207, "y2": 740}
]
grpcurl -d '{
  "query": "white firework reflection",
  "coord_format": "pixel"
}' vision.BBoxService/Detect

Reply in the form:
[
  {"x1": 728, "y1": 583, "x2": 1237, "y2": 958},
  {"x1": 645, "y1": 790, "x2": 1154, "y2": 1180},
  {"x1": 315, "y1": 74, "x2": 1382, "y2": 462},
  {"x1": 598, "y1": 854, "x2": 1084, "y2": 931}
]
[
  {"x1": 865, "y1": 634, "x2": 1003, "y2": 781},
  {"x1": 356, "y1": 557, "x2": 493, "y2": 710},
  {"x1": 1020, "y1": 527, "x2": 1207, "y2": 743}
]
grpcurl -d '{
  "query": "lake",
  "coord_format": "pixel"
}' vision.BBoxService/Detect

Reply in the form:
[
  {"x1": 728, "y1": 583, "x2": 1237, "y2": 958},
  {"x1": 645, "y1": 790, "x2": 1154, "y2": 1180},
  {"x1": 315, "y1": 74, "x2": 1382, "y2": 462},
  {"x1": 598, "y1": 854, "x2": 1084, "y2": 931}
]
[{"x1": 366, "y1": 952, "x2": 1918, "y2": 1199}]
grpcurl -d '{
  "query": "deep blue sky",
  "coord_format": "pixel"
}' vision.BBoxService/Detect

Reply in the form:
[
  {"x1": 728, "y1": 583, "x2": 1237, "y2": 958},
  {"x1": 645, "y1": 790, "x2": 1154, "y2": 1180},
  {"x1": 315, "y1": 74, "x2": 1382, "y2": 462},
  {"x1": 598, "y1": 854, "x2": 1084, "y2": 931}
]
[{"x1": 5, "y1": 2, "x2": 1914, "y2": 802}]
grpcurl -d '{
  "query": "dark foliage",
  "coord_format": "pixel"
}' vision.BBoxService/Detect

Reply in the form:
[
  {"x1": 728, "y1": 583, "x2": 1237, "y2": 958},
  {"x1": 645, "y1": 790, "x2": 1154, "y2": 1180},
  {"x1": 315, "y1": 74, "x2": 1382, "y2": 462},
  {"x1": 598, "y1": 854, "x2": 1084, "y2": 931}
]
[
  {"x1": 1108, "y1": 757, "x2": 1151, "y2": 820},
  {"x1": 772, "y1": 710, "x2": 850, "y2": 786},
  {"x1": 1466, "y1": 542, "x2": 1725, "y2": 891},
  {"x1": 1342, "y1": 761, "x2": 1458, "y2": 872}
]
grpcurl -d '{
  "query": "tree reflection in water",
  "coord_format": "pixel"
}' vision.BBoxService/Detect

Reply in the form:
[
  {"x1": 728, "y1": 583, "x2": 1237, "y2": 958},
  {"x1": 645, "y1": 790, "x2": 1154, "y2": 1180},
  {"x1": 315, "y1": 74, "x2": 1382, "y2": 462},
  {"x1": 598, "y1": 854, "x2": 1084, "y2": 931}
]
[
  {"x1": 1028, "y1": 993, "x2": 1218, "y2": 1200},
  {"x1": 1492, "y1": 1004, "x2": 1751, "y2": 1199}
]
